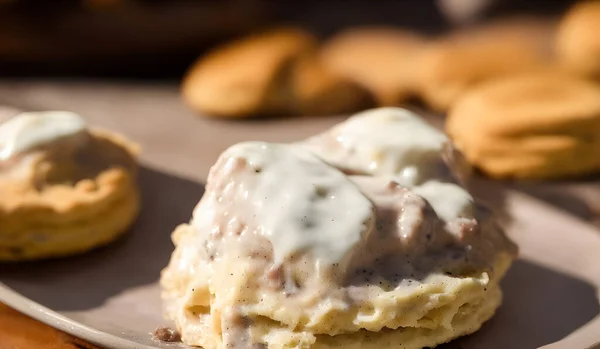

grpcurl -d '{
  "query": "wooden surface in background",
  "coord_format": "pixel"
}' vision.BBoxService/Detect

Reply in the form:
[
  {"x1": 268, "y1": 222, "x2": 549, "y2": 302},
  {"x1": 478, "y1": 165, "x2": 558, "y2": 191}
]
[{"x1": 0, "y1": 80, "x2": 599, "y2": 349}]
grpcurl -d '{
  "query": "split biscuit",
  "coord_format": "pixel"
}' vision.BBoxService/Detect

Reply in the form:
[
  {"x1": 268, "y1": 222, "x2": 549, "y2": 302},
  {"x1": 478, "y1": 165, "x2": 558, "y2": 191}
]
[{"x1": 160, "y1": 110, "x2": 517, "y2": 349}]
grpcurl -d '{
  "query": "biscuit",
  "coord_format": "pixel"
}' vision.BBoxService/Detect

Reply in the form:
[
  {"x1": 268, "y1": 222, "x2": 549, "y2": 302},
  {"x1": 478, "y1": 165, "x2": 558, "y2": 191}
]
[
  {"x1": 290, "y1": 54, "x2": 374, "y2": 115},
  {"x1": 446, "y1": 72, "x2": 600, "y2": 179},
  {"x1": 182, "y1": 27, "x2": 372, "y2": 118},
  {"x1": 163, "y1": 222, "x2": 512, "y2": 349},
  {"x1": 556, "y1": 0, "x2": 600, "y2": 79},
  {"x1": 416, "y1": 17, "x2": 556, "y2": 112},
  {"x1": 160, "y1": 110, "x2": 517, "y2": 349},
  {"x1": 320, "y1": 27, "x2": 425, "y2": 106},
  {"x1": 182, "y1": 28, "x2": 316, "y2": 118},
  {"x1": 0, "y1": 113, "x2": 140, "y2": 261}
]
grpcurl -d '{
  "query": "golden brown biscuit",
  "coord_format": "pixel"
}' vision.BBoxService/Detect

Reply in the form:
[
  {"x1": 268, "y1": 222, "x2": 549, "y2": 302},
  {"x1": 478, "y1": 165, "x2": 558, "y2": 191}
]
[
  {"x1": 290, "y1": 54, "x2": 374, "y2": 115},
  {"x1": 182, "y1": 27, "x2": 372, "y2": 118},
  {"x1": 446, "y1": 72, "x2": 600, "y2": 179},
  {"x1": 320, "y1": 27, "x2": 425, "y2": 106},
  {"x1": 556, "y1": 0, "x2": 600, "y2": 79},
  {"x1": 0, "y1": 112, "x2": 140, "y2": 261},
  {"x1": 417, "y1": 17, "x2": 556, "y2": 112},
  {"x1": 160, "y1": 113, "x2": 517, "y2": 348},
  {"x1": 182, "y1": 28, "x2": 316, "y2": 118}
]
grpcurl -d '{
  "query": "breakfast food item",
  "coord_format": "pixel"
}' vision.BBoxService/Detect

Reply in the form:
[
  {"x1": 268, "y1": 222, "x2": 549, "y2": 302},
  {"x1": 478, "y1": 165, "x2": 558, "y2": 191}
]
[
  {"x1": 0, "y1": 111, "x2": 140, "y2": 261},
  {"x1": 416, "y1": 17, "x2": 555, "y2": 112},
  {"x1": 182, "y1": 28, "x2": 315, "y2": 118},
  {"x1": 160, "y1": 107, "x2": 517, "y2": 348},
  {"x1": 446, "y1": 72, "x2": 600, "y2": 179},
  {"x1": 182, "y1": 27, "x2": 372, "y2": 118},
  {"x1": 290, "y1": 54, "x2": 374, "y2": 116},
  {"x1": 320, "y1": 27, "x2": 425, "y2": 106},
  {"x1": 556, "y1": 0, "x2": 600, "y2": 79}
]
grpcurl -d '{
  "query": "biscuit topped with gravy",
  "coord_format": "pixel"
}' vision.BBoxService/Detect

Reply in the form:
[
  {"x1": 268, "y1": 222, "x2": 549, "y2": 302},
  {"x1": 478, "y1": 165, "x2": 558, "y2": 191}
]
[
  {"x1": 0, "y1": 111, "x2": 140, "y2": 261},
  {"x1": 160, "y1": 108, "x2": 516, "y2": 349},
  {"x1": 446, "y1": 72, "x2": 600, "y2": 179}
]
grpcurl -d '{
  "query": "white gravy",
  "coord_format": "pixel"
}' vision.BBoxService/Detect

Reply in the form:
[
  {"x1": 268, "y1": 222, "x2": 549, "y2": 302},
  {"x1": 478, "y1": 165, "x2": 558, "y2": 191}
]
[
  {"x1": 304, "y1": 107, "x2": 475, "y2": 220},
  {"x1": 0, "y1": 111, "x2": 87, "y2": 161},
  {"x1": 198, "y1": 141, "x2": 374, "y2": 266}
]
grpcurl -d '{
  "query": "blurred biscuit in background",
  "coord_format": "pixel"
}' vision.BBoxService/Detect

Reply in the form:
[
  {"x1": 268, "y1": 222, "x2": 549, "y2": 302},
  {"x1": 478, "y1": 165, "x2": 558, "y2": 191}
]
[
  {"x1": 182, "y1": 27, "x2": 372, "y2": 118},
  {"x1": 320, "y1": 27, "x2": 425, "y2": 106},
  {"x1": 0, "y1": 112, "x2": 141, "y2": 261},
  {"x1": 290, "y1": 54, "x2": 374, "y2": 116},
  {"x1": 416, "y1": 16, "x2": 556, "y2": 112},
  {"x1": 556, "y1": 0, "x2": 600, "y2": 79},
  {"x1": 182, "y1": 28, "x2": 316, "y2": 118},
  {"x1": 446, "y1": 71, "x2": 600, "y2": 180}
]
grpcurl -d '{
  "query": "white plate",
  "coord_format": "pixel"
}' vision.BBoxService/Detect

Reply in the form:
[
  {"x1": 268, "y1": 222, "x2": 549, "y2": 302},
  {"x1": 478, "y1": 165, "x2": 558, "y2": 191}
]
[
  {"x1": 0, "y1": 82, "x2": 599, "y2": 349},
  {"x1": 2, "y1": 184, "x2": 600, "y2": 349}
]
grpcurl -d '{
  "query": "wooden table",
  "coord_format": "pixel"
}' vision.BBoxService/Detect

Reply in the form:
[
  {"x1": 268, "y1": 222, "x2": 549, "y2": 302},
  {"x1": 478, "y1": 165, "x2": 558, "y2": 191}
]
[
  {"x1": 0, "y1": 303, "x2": 101, "y2": 349},
  {"x1": 1, "y1": 80, "x2": 600, "y2": 349}
]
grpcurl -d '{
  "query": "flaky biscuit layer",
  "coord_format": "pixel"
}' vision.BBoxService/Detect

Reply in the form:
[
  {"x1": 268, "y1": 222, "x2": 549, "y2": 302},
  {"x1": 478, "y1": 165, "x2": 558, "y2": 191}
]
[
  {"x1": 161, "y1": 222, "x2": 513, "y2": 349},
  {"x1": 0, "y1": 130, "x2": 140, "y2": 261},
  {"x1": 262, "y1": 285, "x2": 501, "y2": 349}
]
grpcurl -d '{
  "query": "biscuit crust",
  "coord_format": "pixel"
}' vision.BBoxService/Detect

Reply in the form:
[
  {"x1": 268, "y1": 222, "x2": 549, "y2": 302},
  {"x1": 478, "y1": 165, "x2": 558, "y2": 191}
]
[
  {"x1": 182, "y1": 28, "x2": 316, "y2": 118},
  {"x1": 0, "y1": 130, "x2": 140, "y2": 261},
  {"x1": 182, "y1": 28, "x2": 373, "y2": 118},
  {"x1": 416, "y1": 17, "x2": 555, "y2": 112},
  {"x1": 447, "y1": 72, "x2": 600, "y2": 179},
  {"x1": 556, "y1": 1, "x2": 600, "y2": 78},
  {"x1": 320, "y1": 27, "x2": 425, "y2": 106},
  {"x1": 161, "y1": 222, "x2": 513, "y2": 349}
]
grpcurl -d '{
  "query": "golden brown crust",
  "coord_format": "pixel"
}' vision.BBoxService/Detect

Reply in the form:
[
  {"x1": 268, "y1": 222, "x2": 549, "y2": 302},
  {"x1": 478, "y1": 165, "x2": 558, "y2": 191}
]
[
  {"x1": 416, "y1": 17, "x2": 556, "y2": 112},
  {"x1": 0, "y1": 129, "x2": 140, "y2": 260},
  {"x1": 181, "y1": 27, "x2": 374, "y2": 118},
  {"x1": 320, "y1": 27, "x2": 425, "y2": 106},
  {"x1": 290, "y1": 54, "x2": 374, "y2": 116},
  {"x1": 181, "y1": 27, "x2": 317, "y2": 118},
  {"x1": 446, "y1": 71, "x2": 600, "y2": 179},
  {"x1": 555, "y1": 0, "x2": 600, "y2": 78}
]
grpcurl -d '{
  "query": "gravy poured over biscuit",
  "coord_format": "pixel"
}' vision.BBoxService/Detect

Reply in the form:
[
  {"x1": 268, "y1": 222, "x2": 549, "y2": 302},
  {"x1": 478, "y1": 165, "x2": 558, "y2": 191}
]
[{"x1": 160, "y1": 107, "x2": 516, "y2": 349}]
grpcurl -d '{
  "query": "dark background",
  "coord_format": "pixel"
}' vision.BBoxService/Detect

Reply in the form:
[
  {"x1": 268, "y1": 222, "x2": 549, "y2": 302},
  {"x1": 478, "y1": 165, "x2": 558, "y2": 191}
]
[{"x1": 0, "y1": 0, "x2": 577, "y2": 78}]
